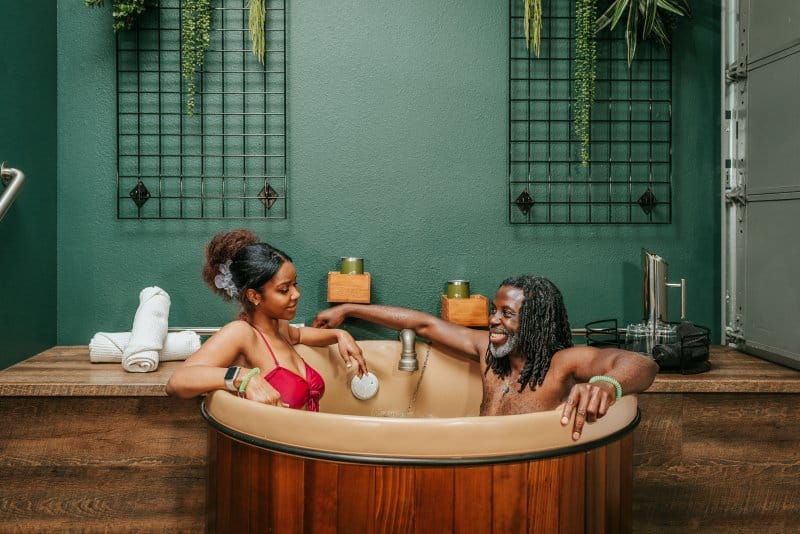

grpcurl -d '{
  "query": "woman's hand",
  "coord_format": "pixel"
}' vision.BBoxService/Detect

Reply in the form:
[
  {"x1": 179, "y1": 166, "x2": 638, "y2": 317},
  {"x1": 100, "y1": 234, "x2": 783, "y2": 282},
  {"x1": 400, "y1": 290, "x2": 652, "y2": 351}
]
[
  {"x1": 312, "y1": 305, "x2": 348, "y2": 329},
  {"x1": 336, "y1": 330, "x2": 368, "y2": 377},
  {"x1": 241, "y1": 370, "x2": 289, "y2": 407},
  {"x1": 559, "y1": 381, "x2": 617, "y2": 441}
]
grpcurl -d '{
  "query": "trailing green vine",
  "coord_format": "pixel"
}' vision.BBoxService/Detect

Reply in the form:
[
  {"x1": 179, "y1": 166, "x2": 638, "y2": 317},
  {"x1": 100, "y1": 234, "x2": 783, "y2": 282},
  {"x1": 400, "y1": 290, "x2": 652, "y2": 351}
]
[
  {"x1": 181, "y1": 0, "x2": 213, "y2": 116},
  {"x1": 249, "y1": 0, "x2": 266, "y2": 64},
  {"x1": 574, "y1": 0, "x2": 597, "y2": 167},
  {"x1": 523, "y1": 0, "x2": 543, "y2": 57},
  {"x1": 85, "y1": 0, "x2": 155, "y2": 32}
]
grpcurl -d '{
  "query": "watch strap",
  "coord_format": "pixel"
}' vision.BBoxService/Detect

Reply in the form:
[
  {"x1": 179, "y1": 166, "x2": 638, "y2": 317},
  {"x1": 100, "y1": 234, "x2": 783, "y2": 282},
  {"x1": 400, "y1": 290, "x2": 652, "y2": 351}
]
[{"x1": 224, "y1": 366, "x2": 241, "y2": 392}]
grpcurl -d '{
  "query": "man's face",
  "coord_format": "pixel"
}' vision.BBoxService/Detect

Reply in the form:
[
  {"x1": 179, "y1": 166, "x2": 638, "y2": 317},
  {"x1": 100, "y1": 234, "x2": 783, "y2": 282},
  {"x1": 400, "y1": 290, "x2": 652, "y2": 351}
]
[{"x1": 488, "y1": 285, "x2": 525, "y2": 358}]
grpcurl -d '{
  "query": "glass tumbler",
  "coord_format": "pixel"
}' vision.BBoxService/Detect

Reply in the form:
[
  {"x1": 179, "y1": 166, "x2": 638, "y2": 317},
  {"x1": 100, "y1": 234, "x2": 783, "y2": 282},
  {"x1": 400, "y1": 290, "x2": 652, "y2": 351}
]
[
  {"x1": 655, "y1": 324, "x2": 678, "y2": 346},
  {"x1": 626, "y1": 324, "x2": 649, "y2": 355}
]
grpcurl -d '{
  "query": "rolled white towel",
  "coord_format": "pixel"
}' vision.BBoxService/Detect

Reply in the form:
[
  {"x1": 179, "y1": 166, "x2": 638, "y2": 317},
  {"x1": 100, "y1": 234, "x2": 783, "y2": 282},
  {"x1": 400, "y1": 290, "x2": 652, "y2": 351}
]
[
  {"x1": 122, "y1": 286, "x2": 171, "y2": 373},
  {"x1": 89, "y1": 331, "x2": 201, "y2": 363}
]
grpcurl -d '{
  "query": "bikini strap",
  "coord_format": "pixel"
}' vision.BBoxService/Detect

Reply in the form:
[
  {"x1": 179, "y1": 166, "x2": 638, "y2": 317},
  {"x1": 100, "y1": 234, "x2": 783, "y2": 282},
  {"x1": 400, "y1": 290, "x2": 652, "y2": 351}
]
[{"x1": 253, "y1": 328, "x2": 280, "y2": 366}]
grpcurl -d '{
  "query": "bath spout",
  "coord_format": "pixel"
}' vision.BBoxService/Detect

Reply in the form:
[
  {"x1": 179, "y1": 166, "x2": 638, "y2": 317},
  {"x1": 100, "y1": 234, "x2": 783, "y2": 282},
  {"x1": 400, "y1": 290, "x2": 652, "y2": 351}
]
[{"x1": 397, "y1": 329, "x2": 418, "y2": 372}]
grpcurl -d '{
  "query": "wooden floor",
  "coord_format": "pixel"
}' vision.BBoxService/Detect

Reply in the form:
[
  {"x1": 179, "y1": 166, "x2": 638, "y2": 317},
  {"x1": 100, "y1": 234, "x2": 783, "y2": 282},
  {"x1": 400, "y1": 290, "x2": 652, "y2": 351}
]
[{"x1": 1, "y1": 345, "x2": 799, "y2": 532}]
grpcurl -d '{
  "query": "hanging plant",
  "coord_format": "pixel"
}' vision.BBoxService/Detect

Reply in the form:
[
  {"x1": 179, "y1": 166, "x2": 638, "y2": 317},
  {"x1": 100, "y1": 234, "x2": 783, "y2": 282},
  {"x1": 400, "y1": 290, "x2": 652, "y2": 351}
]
[
  {"x1": 85, "y1": 0, "x2": 155, "y2": 32},
  {"x1": 596, "y1": 0, "x2": 692, "y2": 66},
  {"x1": 523, "y1": 0, "x2": 543, "y2": 57},
  {"x1": 181, "y1": 0, "x2": 213, "y2": 116},
  {"x1": 249, "y1": 0, "x2": 267, "y2": 64},
  {"x1": 574, "y1": 0, "x2": 597, "y2": 167}
]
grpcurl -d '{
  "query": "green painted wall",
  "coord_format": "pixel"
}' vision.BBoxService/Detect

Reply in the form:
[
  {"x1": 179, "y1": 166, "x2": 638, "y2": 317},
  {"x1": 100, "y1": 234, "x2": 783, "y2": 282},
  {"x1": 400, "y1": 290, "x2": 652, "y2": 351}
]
[
  {"x1": 0, "y1": 4, "x2": 58, "y2": 369},
  {"x1": 56, "y1": 1, "x2": 720, "y2": 345}
]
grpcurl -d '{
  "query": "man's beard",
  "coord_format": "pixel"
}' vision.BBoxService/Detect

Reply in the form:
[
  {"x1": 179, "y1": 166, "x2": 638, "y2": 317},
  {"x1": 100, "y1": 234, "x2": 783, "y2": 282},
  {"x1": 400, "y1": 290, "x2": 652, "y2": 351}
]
[{"x1": 489, "y1": 331, "x2": 518, "y2": 359}]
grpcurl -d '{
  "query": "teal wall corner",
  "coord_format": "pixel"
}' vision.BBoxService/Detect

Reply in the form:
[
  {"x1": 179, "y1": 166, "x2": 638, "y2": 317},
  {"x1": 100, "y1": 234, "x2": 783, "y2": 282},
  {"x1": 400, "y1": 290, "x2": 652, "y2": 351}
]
[{"x1": 0, "y1": 3, "x2": 58, "y2": 369}]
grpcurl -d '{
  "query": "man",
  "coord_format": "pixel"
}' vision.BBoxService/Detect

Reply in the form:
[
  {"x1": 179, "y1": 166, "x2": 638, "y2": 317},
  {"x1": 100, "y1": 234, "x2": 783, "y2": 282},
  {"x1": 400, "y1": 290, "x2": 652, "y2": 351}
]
[{"x1": 313, "y1": 275, "x2": 658, "y2": 440}]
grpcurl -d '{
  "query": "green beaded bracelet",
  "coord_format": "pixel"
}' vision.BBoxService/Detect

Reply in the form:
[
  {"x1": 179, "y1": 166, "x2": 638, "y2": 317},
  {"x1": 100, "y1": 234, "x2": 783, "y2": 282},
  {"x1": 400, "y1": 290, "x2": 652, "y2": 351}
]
[
  {"x1": 588, "y1": 375, "x2": 622, "y2": 400},
  {"x1": 238, "y1": 367, "x2": 261, "y2": 395}
]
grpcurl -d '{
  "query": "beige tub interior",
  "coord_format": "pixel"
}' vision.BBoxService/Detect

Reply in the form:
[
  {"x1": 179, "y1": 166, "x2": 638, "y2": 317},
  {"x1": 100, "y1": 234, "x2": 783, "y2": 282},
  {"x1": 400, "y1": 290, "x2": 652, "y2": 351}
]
[{"x1": 203, "y1": 340, "x2": 639, "y2": 461}]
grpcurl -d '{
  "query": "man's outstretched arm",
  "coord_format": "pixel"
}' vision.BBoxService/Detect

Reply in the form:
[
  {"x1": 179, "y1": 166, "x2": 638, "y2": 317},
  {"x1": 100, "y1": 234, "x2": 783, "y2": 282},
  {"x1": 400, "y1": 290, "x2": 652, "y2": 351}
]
[{"x1": 313, "y1": 303, "x2": 486, "y2": 360}]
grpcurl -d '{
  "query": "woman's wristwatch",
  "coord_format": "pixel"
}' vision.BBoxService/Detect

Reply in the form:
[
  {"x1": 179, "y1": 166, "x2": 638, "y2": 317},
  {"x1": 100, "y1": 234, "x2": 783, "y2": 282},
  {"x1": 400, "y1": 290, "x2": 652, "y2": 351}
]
[{"x1": 224, "y1": 366, "x2": 241, "y2": 392}]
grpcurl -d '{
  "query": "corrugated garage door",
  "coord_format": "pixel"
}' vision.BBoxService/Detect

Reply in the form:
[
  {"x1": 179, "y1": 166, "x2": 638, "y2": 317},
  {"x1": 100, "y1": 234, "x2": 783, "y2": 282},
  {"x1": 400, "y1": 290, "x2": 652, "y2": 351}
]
[{"x1": 723, "y1": 0, "x2": 800, "y2": 369}]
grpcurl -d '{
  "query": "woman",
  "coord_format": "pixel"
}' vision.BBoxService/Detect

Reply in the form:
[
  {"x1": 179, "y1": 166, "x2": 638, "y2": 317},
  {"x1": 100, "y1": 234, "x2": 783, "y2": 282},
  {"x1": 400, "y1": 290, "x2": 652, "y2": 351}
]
[{"x1": 166, "y1": 229, "x2": 367, "y2": 410}]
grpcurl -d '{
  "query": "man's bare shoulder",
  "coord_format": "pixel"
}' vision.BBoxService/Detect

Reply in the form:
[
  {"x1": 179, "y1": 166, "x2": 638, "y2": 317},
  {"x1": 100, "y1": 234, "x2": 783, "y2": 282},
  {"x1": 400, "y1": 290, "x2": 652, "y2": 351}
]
[
  {"x1": 549, "y1": 345, "x2": 603, "y2": 374},
  {"x1": 552, "y1": 344, "x2": 598, "y2": 362}
]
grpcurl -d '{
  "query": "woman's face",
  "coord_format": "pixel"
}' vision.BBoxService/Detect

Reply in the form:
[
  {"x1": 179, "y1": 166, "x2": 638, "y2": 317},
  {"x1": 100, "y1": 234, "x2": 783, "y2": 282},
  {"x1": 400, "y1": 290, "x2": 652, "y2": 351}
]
[{"x1": 256, "y1": 260, "x2": 300, "y2": 320}]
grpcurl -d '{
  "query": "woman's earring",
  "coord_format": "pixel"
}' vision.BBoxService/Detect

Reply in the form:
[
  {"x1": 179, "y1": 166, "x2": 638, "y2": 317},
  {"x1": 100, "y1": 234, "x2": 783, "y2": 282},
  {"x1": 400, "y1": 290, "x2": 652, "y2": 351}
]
[{"x1": 252, "y1": 300, "x2": 260, "y2": 307}]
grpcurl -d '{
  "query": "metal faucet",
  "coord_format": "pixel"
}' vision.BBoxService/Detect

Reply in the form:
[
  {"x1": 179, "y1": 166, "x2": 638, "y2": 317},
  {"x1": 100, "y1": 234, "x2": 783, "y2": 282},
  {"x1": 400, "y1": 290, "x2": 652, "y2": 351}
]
[{"x1": 398, "y1": 329, "x2": 418, "y2": 372}]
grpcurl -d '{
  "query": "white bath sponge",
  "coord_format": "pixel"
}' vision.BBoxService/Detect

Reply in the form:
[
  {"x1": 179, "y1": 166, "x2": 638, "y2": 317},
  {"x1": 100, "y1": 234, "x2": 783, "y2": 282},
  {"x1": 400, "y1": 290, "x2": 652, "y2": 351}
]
[{"x1": 350, "y1": 372, "x2": 379, "y2": 400}]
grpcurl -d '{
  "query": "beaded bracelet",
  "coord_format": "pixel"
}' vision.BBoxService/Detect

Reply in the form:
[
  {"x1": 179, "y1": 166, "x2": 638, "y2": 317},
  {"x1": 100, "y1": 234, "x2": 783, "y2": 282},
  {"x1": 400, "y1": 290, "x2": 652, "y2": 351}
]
[
  {"x1": 588, "y1": 375, "x2": 622, "y2": 400},
  {"x1": 238, "y1": 367, "x2": 261, "y2": 396}
]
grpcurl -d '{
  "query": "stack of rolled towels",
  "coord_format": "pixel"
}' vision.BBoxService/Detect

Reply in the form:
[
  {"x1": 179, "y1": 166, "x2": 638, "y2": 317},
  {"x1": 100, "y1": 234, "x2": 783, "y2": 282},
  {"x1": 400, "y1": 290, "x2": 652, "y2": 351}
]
[{"x1": 89, "y1": 286, "x2": 201, "y2": 372}]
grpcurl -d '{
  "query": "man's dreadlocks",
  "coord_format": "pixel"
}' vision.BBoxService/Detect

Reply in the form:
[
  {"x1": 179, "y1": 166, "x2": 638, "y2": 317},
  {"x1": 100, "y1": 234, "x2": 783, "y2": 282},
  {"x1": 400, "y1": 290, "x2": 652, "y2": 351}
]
[{"x1": 484, "y1": 275, "x2": 573, "y2": 392}]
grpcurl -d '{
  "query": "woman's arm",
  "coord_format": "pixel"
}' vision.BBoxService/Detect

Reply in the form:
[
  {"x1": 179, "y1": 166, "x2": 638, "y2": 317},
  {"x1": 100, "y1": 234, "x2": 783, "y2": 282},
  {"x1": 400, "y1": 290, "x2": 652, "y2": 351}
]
[
  {"x1": 293, "y1": 326, "x2": 368, "y2": 376},
  {"x1": 165, "y1": 321, "x2": 251, "y2": 399},
  {"x1": 313, "y1": 303, "x2": 487, "y2": 361}
]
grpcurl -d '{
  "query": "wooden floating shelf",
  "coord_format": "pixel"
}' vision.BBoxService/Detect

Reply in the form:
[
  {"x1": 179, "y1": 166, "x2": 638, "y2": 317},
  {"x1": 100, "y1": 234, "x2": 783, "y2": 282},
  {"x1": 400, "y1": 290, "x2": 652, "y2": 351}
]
[
  {"x1": 441, "y1": 294, "x2": 488, "y2": 327},
  {"x1": 327, "y1": 272, "x2": 371, "y2": 303}
]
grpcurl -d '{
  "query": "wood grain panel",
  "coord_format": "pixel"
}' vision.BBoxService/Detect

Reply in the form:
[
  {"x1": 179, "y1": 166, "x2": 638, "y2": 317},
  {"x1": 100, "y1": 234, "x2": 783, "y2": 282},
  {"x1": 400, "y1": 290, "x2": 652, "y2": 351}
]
[
  {"x1": 647, "y1": 347, "x2": 800, "y2": 393},
  {"x1": 634, "y1": 394, "x2": 683, "y2": 468},
  {"x1": 526, "y1": 457, "x2": 562, "y2": 533},
  {"x1": 270, "y1": 453, "x2": 305, "y2": 533},
  {"x1": 618, "y1": 435, "x2": 633, "y2": 534},
  {"x1": 0, "y1": 396, "x2": 207, "y2": 533},
  {"x1": 413, "y1": 467, "x2": 454, "y2": 533},
  {"x1": 337, "y1": 463, "x2": 375, "y2": 534},
  {"x1": 0, "y1": 466, "x2": 206, "y2": 532},
  {"x1": 681, "y1": 394, "x2": 800, "y2": 463},
  {"x1": 453, "y1": 466, "x2": 492, "y2": 534},
  {"x1": 492, "y1": 462, "x2": 529, "y2": 533},
  {"x1": 557, "y1": 454, "x2": 585, "y2": 534},
  {"x1": 207, "y1": 431, "x2": 632, "y2": 534},
  {"x1": 374, "y1": 466, "x2": 415, "y2": 534},
  {"x1": 305, "y1": 460, "x2": 339, "y2": 534},
  {"x1": 0, "y1": 397, "x2": 204, "y2": 467},
  {"x1": 585, "y1": 447, "x2": 607, "y2": 534},
  {"x1": 634, "y1": 392, "x2": 800, "y2": 532},
  {"x1": 0, "y1": 346, "x2": 186, "y2": 397}
]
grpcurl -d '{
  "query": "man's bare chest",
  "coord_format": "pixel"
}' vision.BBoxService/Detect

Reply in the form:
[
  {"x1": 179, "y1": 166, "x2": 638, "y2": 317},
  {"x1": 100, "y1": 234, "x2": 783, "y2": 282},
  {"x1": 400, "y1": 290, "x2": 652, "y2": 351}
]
[{"x1": 480, "y1": 372, "x2": 559, "y2": 416}]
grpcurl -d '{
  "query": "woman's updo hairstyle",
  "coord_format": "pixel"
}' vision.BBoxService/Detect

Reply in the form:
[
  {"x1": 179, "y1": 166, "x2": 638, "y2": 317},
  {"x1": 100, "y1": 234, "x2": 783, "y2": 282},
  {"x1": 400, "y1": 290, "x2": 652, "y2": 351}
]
[{"x1": 202, "y1": 229, "x2": 292, "y2": 313}]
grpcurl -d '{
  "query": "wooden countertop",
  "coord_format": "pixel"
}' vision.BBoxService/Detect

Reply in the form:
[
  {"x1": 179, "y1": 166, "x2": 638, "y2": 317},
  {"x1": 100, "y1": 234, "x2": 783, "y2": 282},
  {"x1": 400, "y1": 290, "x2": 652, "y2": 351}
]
[
  {"x1": 648, "y1": 345, "x2": 800, "y2": 393},
  {"x1": 0, "y1": 346, "x2": 181, "y2": 397},
  {"x1": 1, "y1": 345, "x2": 799, "y2": 397}
]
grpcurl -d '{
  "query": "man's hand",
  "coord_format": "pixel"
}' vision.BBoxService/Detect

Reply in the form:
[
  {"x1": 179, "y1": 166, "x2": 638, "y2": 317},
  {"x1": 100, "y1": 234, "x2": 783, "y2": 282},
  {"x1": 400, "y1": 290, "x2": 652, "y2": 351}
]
[
  {"x1": 312, "y1": 305, "x2": 348, "y2": 329},
  {"x1": 560, "y1": 381, "x2": 617, "y2": 440}
]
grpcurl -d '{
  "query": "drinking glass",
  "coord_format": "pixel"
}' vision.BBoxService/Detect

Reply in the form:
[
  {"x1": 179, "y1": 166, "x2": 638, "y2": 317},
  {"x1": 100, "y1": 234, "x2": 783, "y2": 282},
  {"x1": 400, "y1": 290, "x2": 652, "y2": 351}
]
[
  {"x1": 655, "y1": 324, "x2": 677, "y2": 346},
  {"x1": 626, "y1": 323, "x2": 649, "y2": 355}
]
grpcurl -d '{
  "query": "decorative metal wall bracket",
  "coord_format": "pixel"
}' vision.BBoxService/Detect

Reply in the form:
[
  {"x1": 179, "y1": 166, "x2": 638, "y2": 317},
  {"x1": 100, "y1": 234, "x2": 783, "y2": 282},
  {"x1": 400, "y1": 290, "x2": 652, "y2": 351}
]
[{"x1": 508, "y1": 0, "x2": 673, "y2": 224}]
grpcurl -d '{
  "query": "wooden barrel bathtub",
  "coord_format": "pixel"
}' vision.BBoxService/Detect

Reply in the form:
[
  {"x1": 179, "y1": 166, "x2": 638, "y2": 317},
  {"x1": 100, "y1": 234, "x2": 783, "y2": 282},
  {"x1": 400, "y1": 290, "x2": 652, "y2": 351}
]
[{"x1": 202, "y1": 341, "x2": 640, "y2": 533}]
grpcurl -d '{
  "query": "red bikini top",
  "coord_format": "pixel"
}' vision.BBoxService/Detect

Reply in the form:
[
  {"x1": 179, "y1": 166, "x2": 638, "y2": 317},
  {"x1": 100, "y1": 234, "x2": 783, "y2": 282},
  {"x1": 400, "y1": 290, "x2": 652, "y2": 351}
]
[{"x1": 254, "y1": 328, "x2": 325, "y2": 412}]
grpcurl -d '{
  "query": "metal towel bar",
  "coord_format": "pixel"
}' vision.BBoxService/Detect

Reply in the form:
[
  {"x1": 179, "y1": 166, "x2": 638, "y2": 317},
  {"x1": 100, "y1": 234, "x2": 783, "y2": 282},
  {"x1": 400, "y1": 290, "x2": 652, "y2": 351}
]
[{"x1": 0, "y1": 162, "x2": 26, "y2": 222}]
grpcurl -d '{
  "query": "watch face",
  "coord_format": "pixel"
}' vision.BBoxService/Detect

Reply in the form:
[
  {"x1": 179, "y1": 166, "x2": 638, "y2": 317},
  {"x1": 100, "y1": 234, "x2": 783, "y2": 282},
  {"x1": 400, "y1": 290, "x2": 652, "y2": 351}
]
[{"x1": 225, "y1": 367, "x2": 238, "y2": 380}]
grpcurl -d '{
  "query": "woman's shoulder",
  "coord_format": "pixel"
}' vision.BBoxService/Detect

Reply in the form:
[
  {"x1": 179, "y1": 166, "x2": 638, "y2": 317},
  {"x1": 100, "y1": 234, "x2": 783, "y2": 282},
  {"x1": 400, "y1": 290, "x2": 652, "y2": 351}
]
[{"x1": 217, "y1": 319, "x2": 256, "y2": 337}]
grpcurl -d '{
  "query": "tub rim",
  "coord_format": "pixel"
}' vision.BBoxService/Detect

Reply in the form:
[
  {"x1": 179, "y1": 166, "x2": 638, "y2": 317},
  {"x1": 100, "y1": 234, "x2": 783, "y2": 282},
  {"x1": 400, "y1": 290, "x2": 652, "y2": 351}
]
[{"x1": 201, "y1": 393, "x2": 640, "y2": 467}]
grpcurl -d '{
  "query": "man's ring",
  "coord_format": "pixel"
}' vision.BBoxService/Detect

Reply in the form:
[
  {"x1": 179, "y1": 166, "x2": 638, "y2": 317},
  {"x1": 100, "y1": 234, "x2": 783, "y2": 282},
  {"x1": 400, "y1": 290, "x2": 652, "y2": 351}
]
[
  {"x1": 577, "y1": 409, "x2": 586, "y2": 416},
  {"x1": 566, "y1": 399, "x2": 574, "y2": 405}
]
